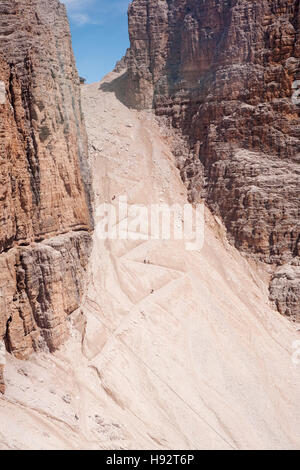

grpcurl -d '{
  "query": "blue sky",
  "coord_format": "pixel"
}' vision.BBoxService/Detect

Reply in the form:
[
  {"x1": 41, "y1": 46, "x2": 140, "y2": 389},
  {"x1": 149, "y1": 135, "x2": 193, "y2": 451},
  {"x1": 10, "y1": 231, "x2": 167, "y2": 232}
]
[{"x1": 62, "y1": 0, "x2": 130, "y2": 83}]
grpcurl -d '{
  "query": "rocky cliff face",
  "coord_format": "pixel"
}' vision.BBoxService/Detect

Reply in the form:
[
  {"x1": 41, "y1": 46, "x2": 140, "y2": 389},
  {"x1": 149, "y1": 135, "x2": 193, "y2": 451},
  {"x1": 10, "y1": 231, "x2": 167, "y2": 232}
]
[
  {"x1": 126, "y1": 0, "x2": 300, "y2": 321},
  {"x1": 0, "y1": 0, "x2": 93, "y2": 391}
]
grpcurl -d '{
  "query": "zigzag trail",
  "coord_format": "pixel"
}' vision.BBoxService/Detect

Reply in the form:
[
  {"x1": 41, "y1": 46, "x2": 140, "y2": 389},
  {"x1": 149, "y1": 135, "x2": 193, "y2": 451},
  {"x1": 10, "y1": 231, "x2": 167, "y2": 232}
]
[{"x1": 1, "y1": 72, "x2": 299, "y2": 449}]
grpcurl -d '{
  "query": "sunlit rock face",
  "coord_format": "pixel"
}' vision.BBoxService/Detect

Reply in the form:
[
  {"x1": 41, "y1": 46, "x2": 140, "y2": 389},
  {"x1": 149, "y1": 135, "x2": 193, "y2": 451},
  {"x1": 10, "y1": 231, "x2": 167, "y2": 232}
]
[
  {"x1": 0, "y1": 0, "x2": 93, "y2": 391},
  {"x1": 126, "y1": 0, "x2": 300, "y2": 321}
]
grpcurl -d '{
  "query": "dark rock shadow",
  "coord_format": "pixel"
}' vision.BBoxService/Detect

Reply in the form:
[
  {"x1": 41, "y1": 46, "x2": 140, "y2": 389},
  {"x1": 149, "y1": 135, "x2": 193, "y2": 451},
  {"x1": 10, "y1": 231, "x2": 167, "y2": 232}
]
[{"x1": 99, "y1": 71, "x2": 129, "y2": 107}]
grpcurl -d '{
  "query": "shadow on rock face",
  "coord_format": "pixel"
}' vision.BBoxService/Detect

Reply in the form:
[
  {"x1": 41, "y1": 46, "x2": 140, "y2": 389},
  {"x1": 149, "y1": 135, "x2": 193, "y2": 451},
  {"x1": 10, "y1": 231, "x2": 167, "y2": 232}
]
[{"x1": 99, "y1": 71, "x2": 129, "y2": 107}]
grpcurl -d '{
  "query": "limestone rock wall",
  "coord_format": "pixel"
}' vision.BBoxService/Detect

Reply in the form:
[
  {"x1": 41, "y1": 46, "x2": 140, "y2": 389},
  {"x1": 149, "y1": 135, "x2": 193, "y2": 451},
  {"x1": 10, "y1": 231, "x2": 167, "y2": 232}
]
[
  {"x1": 126, "y1": 0, "x2": 300, "y2": 321},
  {"x1": 0, "y1": 0, "x2": 93, "y2": 391}
]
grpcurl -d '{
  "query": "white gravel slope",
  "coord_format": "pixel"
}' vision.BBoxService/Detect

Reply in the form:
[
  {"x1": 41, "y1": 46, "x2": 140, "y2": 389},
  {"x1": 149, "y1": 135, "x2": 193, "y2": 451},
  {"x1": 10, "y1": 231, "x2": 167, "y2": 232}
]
[{"x1": 0, "y1": 73, "x2": 299, "y2": 450}]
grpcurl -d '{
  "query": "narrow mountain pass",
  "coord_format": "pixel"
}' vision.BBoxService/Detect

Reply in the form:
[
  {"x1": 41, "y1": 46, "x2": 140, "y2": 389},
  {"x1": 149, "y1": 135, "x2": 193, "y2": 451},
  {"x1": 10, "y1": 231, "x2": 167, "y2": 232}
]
[{"x1": 1, "y1": 73, "x2": 299, "y2": 450}]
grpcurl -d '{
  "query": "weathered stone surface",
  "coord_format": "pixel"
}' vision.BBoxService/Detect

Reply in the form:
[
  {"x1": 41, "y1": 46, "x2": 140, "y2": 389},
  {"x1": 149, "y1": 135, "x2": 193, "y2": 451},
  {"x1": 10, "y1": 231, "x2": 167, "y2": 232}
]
[
  {"x1": 0, "y1": 0, "x2": 93, "y2": 391},
  {"x1": 0, "y1": 232, "x2": 92, "y2": 360},
  {"x1": 114, "y1": 48, "x2": 130, "y2": 73},
  {"x1": 0, "y1": 0, "x2": 93, "y2": 249},
  {"x1": 126, "y1": 0, "x2": 300, "y2": 320},
  {"x1": 270, "y1": 257, "x2": 300, "y2": 322}
]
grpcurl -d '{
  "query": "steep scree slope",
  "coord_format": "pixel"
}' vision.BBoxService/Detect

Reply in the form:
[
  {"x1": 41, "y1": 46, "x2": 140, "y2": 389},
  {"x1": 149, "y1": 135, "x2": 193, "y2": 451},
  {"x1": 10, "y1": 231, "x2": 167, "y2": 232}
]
[
  {"x1": 125, "y1": 0, "x2": 300, "y2": 321},
  {"x1": 1, "y1": 73, "x2": 299, "y2": 450}
]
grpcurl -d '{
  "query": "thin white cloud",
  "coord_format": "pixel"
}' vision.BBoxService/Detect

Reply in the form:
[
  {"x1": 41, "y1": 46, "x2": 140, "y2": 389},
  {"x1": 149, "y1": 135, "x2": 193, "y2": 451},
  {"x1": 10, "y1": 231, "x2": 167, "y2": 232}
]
[
  {"x1": 62, "y1": 0, "x2": 97, "y2": 26},
  {"x1": 70, "y1": 12, "x2": 90, "y2": 26},
  {"x1": 62, "y1": 0, "x2": 129, "y2": 27}
]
